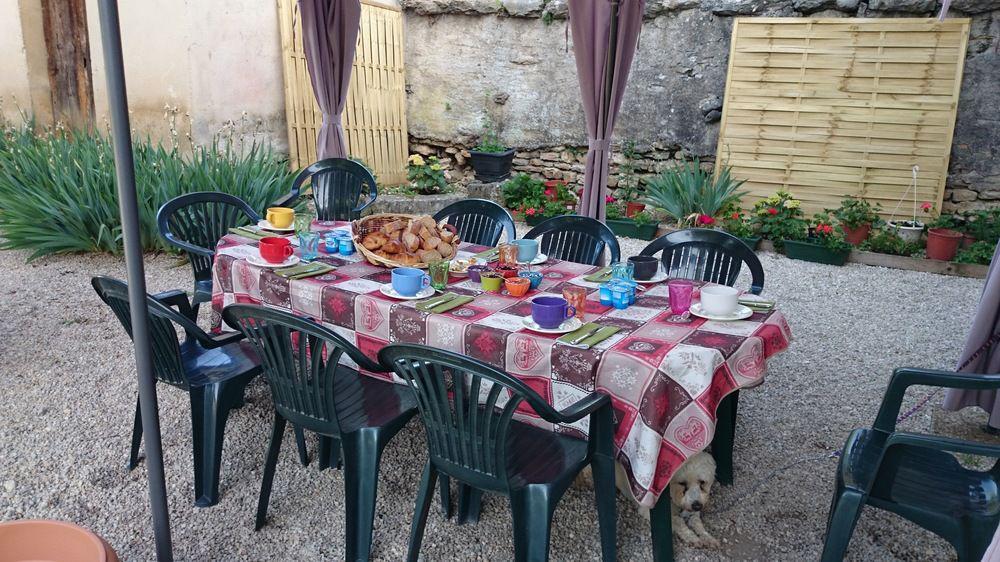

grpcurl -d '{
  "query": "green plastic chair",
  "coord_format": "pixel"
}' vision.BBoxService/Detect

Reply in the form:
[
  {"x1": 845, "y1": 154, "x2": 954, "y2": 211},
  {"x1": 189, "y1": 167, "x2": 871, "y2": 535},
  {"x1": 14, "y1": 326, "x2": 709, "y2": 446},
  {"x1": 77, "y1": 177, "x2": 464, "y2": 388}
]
[
  {"x1": 223, "y1": 304, "x2": 417, "y2": 560},
  {"x1": 822, "y1": 367, "x2": 1000, "y2": 561},
  {"x1": 92, "y1": 276, "x2": 259, "y2": 507},
  {"x1": 378, "y1": 343, "x2": 617, "y2": 562}
]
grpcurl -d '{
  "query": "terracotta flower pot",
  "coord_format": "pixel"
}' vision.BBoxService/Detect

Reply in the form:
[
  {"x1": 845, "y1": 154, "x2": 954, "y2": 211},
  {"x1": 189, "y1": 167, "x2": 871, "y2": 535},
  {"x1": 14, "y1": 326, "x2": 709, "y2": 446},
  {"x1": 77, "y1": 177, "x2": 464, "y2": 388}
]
[
  {"x1": 961, "y1": 233, "x2": 977, "y2": 249},
  {"x1": 841, "y1": 222, "x2": 871, "y2": 246},
  {"x1": 925, "y1": 228, "x2": 963, "y2": 261},
  {"x1": 625, "y1": 202, "x2": 646, "y2": 218},
  {"x1": 0, "y1": 520, "x2": 119, "y2": 562}
]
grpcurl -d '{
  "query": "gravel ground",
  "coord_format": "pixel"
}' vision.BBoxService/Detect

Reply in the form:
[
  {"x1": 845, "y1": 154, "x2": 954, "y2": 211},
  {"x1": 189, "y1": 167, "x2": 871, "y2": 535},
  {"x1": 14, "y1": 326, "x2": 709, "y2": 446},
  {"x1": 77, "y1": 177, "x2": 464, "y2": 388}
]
[{"x1": 0, "y1": 228, "x2": 993, "y2": 561}]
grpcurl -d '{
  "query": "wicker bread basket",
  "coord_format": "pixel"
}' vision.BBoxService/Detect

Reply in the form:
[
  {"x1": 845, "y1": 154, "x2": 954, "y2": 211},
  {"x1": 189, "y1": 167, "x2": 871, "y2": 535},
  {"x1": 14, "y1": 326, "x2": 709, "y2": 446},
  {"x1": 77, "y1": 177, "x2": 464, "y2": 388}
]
[{"x1": 352, "y1": 213, "x2": 459, "y2": 269}]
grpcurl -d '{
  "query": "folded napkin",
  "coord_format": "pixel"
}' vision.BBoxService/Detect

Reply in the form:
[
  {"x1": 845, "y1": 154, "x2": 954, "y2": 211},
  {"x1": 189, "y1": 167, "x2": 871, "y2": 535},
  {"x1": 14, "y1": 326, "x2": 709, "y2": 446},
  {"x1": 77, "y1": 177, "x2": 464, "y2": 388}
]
[
  {"x1": 473, "y1": 248, "x2": 499, "y2": 260},
  {"x1": 738, "y1": 295, "x2": 775, "y2": 311},
  {"x1": 583, "y1": 267, "x2": 612, "y2": 283},
  {"x1": 416, "y1": 292, "x2": 475, "y2": 313},
  {"x1": 276, "y1": 262, "x2": 335, "y2": 280},
  {"x1": 416, "y1": 292, "x2": 457, "y2": 311},
  {"x1": 228, "y1": 226, "x2": 266, "y2": 240},
  {"x1": 557, "y1": 323, "x2": 621, "y2": 349}
]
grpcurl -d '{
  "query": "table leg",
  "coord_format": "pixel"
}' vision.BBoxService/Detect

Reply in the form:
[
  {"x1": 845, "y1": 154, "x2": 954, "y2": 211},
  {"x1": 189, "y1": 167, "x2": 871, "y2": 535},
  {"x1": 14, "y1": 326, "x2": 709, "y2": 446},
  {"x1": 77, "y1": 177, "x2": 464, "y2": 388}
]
[
  {"x1": 712, "y1": 390, "x2": 739, "y2": 485},
  {"x1": 650, "y1": 494, "x2": 674, "y2": 562}
]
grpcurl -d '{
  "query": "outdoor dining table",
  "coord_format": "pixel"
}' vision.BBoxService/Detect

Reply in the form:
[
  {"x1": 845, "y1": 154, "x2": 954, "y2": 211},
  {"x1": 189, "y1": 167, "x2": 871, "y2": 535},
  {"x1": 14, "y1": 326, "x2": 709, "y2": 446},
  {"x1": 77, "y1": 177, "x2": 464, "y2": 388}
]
[{"x1": 211, "y1": 220, "x2": 791, "y2": 518}]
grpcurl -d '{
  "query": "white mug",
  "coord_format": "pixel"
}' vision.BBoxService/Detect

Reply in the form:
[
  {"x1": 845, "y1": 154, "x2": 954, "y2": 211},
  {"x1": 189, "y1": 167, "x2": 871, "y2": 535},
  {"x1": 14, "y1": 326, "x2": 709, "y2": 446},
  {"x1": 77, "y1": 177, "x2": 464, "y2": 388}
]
[{"x1": 700, "y1": 286, "x2": 739, "y2": 315}]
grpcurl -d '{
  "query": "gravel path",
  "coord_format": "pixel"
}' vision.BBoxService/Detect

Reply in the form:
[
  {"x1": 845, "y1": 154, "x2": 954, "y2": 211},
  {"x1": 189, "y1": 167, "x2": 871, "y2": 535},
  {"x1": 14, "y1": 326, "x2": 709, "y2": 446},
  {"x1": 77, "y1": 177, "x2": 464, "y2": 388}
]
[{"x1": 0, "y1": 230, "x2": 991, "y2": 561}]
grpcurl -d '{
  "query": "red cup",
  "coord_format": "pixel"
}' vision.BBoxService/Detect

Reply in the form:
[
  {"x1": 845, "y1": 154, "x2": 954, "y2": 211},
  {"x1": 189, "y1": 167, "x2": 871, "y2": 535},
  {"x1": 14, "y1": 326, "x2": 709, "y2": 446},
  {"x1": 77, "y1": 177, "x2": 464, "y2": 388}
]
[{"x1": 259, "y1": 236, "x2": 293, "y2": 263}]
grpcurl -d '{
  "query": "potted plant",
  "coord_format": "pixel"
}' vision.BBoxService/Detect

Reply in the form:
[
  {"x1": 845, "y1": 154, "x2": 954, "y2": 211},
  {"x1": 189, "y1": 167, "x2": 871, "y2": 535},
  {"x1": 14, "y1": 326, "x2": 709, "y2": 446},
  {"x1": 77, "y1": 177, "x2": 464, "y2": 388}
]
[
  {"x1": 616, "y1": 140, "x2": 645, "y2": 217},
  {"x1": 925, "y1": 213, "x2": 963, "y2": 261},
  {"x1": 962, "y1": 209, "x2": 1000, "y2": 248},
  {"x1": 831, "y1": 196, "x2": 880, "y2": 246},
  {"x1": 721, "y1": 207, "x2": 760, "y2": 249},
  {"x1": 886, "y1": 167, "x2": 928, "y2": 244},
  {"x1": 606, "y1": 198, "x2": 658, "y2": 240},
  {"x1": 858, "y1": 228, "x2": 922, "y2": 257},
  {"x1": 783, "y1": 213, "x2": 852, "y2": 266},
  {"x1": 955, "y1": 240, "x2": 996, "y2": 265},
  {"x1": 642, "y1": 159, "x2": 747, "y2": 227},
  {"x1": 750, "y1": 190, "x2": 808, "y2": 250},
  {"x1": 501, "y1": 173, "x2": 576, "y2": 226},
  {"x1": 406, "y1": 154, "x2": 449, "y2": 195},
  {"x1": 468, "y1": 115, "x2": 514, "y2": 182}
]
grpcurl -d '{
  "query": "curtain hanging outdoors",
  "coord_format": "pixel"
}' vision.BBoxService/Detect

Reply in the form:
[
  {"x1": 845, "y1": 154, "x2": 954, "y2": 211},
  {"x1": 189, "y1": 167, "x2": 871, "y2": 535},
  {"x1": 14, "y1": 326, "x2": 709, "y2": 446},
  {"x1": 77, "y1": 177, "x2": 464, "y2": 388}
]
[
  {"x1": 567, "y1": 0, "x2": 644, "y2": 221},
  {"x1": 942, "y1": 242, "x2": 1000, "y2": 428},
  {"x1": 299, "y1": 0, "x2": 361, "y2": 159}
]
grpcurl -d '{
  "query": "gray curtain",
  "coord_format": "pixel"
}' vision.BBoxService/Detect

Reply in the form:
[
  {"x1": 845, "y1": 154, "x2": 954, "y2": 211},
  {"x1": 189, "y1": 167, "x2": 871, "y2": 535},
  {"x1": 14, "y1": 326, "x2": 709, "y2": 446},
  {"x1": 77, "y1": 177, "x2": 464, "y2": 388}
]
[
  {"x1": 943, "y1": 242, "x2": 1000, "y2": 428},
  {"x1": 299, "y1": 0, "x2": 361, "y2": 160},
  {"x1": 567, "y1": 0, "x2": 645, "y2": 220}
]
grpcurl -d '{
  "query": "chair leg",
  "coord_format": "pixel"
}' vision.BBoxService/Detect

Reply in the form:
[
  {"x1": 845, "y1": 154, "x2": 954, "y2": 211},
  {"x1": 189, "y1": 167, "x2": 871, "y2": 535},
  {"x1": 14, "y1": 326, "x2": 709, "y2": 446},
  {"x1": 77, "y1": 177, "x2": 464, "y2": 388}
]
[
  {"x1": 318, "y1": 435, "x2": 343, "y2": 471},
  {"x1": 458, "y1": 485, "x2": 482, "y2": 525},
  {"x1": 256, "y1": 412, "x2": 287, "y2": 530},
  {"x1": 439, "y1": 475, "x2": 452, "y2": 518},
  {"x1": 649, "y1": 494, "x2": 674, "y2": 562},
  {"x1": 713, "y1": 391, "x2": 739, "y2": 485},
  {"x1": 407, "y1": 462, "x2": 438, "y2": 562},
  {"x1": 342, "y1": 428, "x2": 384, "y2": 562},
  {"x1": 293, "y1": 425, "x2": 310, "y2": 467},
  {"x1": 820, "y1": 489, "x2": 866, "y2": 562},
  {"x1": 591, "y1": 455, "x2": 617, "y2": 562},
  {"x1": 129, "y1": 395, "x2": 144, "y2": 470},
  {"x1": 190, "y1": 383, "x2": 233, "y2": 508},
  {"x1": 510, "y1": 485, "x2": 556, "y2": 562}
]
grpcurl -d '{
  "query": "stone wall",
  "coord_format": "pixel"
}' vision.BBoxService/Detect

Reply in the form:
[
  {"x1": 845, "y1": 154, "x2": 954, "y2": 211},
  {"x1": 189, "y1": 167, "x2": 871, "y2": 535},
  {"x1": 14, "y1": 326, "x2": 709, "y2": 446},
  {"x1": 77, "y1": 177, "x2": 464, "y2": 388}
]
[{"x1": 402, "y1": 0, "x2": 1000, "y2": 213}]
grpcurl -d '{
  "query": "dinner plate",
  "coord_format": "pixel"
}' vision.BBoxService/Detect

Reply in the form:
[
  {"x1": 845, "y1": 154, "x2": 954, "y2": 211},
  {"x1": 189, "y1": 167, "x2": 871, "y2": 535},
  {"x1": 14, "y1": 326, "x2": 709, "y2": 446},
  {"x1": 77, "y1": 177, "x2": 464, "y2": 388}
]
[
  {"x1": 521, "y1": 316, "x2": 583, "y2": 334},
  {"x1": 689, "y1": 302, "x2": 753, "y2": 322},
  {"x1": 634, "y1": 271, "x2": 669, "y2": 284},
  {"x1": 246, "y1": 255, "x2": 300, "y2": 269},
  {"x1": 379, "y1": 285, "x2": 436, "y2": 300},
  {"x1": 258, "y1": 219, "x2": 295, "y2": 233}
]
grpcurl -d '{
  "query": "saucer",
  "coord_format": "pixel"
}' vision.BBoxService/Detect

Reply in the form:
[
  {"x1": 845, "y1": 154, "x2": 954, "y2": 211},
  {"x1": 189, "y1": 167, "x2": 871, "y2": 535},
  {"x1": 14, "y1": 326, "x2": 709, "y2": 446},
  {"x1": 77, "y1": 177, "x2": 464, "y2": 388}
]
[
  {"x1": 379, "y1": 285, "x2": 435, "y2": 300},
  {"x1": 689, "y1": 302, "x2": 753, "y2": 321},
  {"x1": 258, "y1": 219, "x2": 295, "y2": 233},
  {"x1": 635, "y1": 271, "x2": 669, "y2": 284},
  {"x1": 521, "y1": 316, "x2": 583, "y2": 334},
  {"x1": 246, "y1": 255, "x2": 300, "y2": 268},
  {"x1": 519, "y1": 253, "x2": 548, "y2": 266}
]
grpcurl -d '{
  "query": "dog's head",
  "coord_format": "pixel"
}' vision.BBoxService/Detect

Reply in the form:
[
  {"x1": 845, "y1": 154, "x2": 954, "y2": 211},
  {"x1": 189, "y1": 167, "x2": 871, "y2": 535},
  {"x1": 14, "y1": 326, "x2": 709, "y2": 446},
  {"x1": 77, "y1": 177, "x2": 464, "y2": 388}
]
[{"x1": 669, "y1": 452, "x2": 716, "y2": 513}]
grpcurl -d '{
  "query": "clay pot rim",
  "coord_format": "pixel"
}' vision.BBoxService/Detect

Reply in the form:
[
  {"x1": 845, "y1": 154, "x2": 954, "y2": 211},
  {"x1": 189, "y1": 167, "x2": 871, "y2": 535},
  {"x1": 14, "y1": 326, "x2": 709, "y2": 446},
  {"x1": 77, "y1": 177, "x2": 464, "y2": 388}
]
[
  {"x1": 0, "y1": 519, "x2": 108, "y2": 562},
  {"x1": 927, "y1": 227, "x2": 963, "y2": 238}
]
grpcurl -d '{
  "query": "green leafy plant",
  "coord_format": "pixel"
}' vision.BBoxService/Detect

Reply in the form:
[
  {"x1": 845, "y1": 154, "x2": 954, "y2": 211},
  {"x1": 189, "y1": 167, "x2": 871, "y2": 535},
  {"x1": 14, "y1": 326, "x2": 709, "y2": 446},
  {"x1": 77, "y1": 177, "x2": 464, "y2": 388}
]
[
  {"x1": 406, "y1": 154, "x2": 448, "y2": 195},
  {"x1": 472, "y1": 114, "x2": 507, "y2": 154},
  {"x1": 831, "y1": 196, "x2": 881, "y2": 229},
  {"x1": 720, "y1": 207, "x2": 757, "y2": 238},
  {"x1": 859, "y1": 228, "x2": 923, "y2": 256},
  {"x1": 606, "y1": 200, "x2": 624, "y2": 220},
  {"x1": 631, "y1": 210, "x2": 654, "y2": 228},
  {"x1": 500, "y1": 173, "x2": 576, "y2": 221},
  {"x1": 750, "y1": 190, "x2": 808, "y2": 248},
  {"x1": 927, "y1": 212, "x2": 962, "y2": 230},
  {"x1": 0, "y1": 119, "x2": 295, "y2": 260},
  {"x1": 642, "y1": 159, "x2": 747, "y2": 226},
  {"x1": 809, "y1": 212, "x2": 851, "y2": 252},
  {"x1": 961, "y1": 208, "x2": 1000, "y2": 242},
  {"x1": 955, "y1": 240, "x2": 996, "y2": 265},
  {"x1": 615, "y1": 140, "x2": 643, "y2": 203}
]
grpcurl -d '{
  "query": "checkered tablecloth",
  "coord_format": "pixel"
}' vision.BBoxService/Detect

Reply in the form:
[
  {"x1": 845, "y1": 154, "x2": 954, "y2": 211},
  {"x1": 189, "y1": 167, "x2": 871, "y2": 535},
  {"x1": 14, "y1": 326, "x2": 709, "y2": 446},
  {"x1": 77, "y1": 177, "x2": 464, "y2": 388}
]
[{"x1": 211, "y1": 222, "x2": 791, "y2": 508}]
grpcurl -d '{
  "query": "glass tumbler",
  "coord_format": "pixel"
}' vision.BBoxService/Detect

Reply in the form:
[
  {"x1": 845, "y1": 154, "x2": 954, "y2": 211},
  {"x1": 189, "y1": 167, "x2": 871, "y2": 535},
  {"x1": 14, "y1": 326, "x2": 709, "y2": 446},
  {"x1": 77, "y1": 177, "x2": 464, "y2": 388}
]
[
  {"x1": 428, "y1": 259, "x2": 451, "y2": 291},
  {"x1": 498, "y1": 243, "x2": 519, "y2": 267},
  {"x1": 668, "y1": 280, "x2": 694, "y2": 316},
  {"x1": 562, "y1": 286, "x2": 587, "y2": 320},
  {"x1": 611, "y1": 261, "x2": 635, "y2": 281},
  {"x1": 299, "y1": 232, "x2": 320, "y2": 261}
]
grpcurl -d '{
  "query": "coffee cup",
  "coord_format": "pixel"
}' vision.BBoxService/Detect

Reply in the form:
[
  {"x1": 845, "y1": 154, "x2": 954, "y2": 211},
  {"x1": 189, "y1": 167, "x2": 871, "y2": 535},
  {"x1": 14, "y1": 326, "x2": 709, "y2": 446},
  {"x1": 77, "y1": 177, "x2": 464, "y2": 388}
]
[
  {"x1": 628, "y1": 255, "x2": 660, "y2": 281},
  {"x1": 391, "y1": 267, "x2": 430, "y2": 296},
  {"x1": 531, "y1": 296, "x2": 575, "y2": 329},
  {"x1": 700, "y1": 285, "x2": 739, "y2": 315},
  {"x1": 266, "y1": 207, "x2": 295, "y2": 229},
  {"x1": 259, "y1": 237, "x2": 293, "y2": 263}
]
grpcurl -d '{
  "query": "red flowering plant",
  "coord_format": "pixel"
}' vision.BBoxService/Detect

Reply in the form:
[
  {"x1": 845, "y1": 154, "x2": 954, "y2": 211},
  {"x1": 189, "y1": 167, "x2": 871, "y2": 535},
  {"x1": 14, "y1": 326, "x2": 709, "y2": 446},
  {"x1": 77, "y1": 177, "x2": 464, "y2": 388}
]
[
  {"x1": 719, "y1": 203, "x2": 757, "y2": 238},
  {"x1": 500, "y1": 173, "x2": 577, "y2": 221},
  {"x1": 750, "y1": 190, "x2": 807, "y2": 249},
  {"x1": 809, "y1": 212, "x2": 851, "y2": 252}
]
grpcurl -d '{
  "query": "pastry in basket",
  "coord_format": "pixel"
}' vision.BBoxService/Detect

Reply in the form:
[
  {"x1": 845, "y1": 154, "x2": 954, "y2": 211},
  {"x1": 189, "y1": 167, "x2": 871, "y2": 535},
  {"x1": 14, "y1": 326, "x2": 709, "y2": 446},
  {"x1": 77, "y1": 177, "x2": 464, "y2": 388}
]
[
  {"x1": 420, "y1": 249, "x2": 443, "y2": 263},
  {"x1": 438, "y1": 241, "x2": 456, "y2": 259},
  {"x1": 421, "y1": 236, "x2": 441, "y2": 251},
  {"x1": 362, "y1": 232, "x2": 388, "y2": 251}
]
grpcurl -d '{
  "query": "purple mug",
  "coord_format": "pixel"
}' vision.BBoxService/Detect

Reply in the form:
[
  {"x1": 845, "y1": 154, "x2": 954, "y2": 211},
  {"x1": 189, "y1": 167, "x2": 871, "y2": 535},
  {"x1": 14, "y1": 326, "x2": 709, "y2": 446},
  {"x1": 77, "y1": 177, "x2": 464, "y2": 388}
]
[
  {"x1": 531, "y1": 296, "x2": 576, "y2": 329},
  {"x1": 466, "y1": 264, "x2": 490, "y2": 283}
]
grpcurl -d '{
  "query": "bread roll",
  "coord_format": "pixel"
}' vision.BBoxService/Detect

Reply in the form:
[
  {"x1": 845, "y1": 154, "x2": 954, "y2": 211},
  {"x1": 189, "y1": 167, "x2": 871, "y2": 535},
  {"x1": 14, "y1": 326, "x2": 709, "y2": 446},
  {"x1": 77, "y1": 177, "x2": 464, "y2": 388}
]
[
  {"x1": 420, "y1": 249, "x2": 443, "y2": 263},
  {"x1": 438, "y1": 241, "x2": 455, "y2": 258},
  {"x1": 403, "y1": 232, "x2": 420, "y2": 252},
  {"x1": 418, "y1": 226, "x2": 435, "y2": 241},
  {"x1": 382, "y1": 241, "x2": 403, "y2": 254},
  {"x1": 439, "y1": 228, "x2": 455, "y2": 243},
  {"x1": 421, "y1": 236, "x2": 441, "y2": 251},
  {"x1": 362, "y1": 232, "x2": 388, "y2": 251},
  {"x1": 397, "y1": 252, "x2": 421, "y2": 266},
  {"x1": 380, "y1": 220, "x2": 406, "y2": 235}
]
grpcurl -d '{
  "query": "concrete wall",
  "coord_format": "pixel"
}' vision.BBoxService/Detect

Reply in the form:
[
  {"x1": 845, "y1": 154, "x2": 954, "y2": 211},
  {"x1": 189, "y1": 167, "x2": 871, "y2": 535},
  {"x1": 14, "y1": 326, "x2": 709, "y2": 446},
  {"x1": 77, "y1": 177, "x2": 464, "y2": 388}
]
[{"x1": 0, "y1": 2, "x2": 37, "y2": 122}]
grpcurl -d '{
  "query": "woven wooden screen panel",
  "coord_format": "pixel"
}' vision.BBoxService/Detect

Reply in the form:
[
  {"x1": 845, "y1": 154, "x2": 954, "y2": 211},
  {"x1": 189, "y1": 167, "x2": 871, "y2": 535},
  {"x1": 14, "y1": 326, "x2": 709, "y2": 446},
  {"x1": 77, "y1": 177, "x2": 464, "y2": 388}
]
[
  {"x1": 716, "y1": 18, "x2": 970, "y2": 218},
  {"x1": 278, "y1": 0, "x2": 408, "y2": 185}
]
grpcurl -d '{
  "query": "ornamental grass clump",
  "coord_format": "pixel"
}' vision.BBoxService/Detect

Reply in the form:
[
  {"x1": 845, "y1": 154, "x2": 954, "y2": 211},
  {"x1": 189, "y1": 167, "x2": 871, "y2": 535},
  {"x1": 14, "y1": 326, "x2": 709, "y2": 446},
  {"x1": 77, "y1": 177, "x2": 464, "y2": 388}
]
[{"x1": 0, "y1": 119, "x2": 295, "y2": 260}]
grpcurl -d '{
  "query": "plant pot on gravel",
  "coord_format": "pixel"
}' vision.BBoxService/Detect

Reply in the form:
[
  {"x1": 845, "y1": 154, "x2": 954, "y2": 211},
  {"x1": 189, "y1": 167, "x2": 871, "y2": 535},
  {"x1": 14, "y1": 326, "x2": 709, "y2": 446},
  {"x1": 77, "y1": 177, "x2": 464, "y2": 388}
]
[
  {"x1": 925, "y1": 228, "x2": 963, "y2": 261},
  {"x1": 961, "y1": 233, "x2": 977, "y2": 249},
  {"x1": 469, "y1": 149, "x2": 515, "y2": 182},
  {"x1": 606, "y1": 218, "x2": 658, "y2": 241},
  {"x1": 783, "y1": 239, "x2": 850, "y2": 266},
  {"x1": 740, "y1": 237, "x2": 761, "y2": 251},
  {"x1": 841, "y1": 223, "x2": 872, "y2": 246}
]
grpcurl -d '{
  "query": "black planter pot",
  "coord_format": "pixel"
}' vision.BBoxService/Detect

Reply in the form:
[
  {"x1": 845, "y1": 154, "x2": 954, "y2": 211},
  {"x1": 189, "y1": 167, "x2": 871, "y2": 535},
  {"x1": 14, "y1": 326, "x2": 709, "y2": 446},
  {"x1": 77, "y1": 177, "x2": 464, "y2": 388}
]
[{"x1": 469, "y1": 149, "x2": 515, "y2": 182}]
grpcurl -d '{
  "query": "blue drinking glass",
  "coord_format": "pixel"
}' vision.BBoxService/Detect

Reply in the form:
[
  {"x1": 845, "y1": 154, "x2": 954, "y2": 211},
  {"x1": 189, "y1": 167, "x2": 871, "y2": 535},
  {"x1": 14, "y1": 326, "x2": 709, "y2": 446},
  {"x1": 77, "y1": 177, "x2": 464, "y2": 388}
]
[{"x1": 299, "y1": 232, "x2": 320, "y2": 261}]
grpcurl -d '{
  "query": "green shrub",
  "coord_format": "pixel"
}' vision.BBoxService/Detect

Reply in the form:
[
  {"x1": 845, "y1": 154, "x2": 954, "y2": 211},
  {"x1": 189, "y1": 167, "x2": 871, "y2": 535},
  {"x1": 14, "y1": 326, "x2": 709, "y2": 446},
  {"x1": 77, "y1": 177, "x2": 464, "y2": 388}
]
[
  {"x1": 955, "y1": 241, "x2": 996, "y2": 265},
  {"x1": 0, "y1": 121, "x2": 296, "y2": 260},
  {"x1": 642, "y1": 159, "x2": 747, "y2": 226},
  {"x1": 859, "y1": 228, "x2": 922, "y2": 257}
]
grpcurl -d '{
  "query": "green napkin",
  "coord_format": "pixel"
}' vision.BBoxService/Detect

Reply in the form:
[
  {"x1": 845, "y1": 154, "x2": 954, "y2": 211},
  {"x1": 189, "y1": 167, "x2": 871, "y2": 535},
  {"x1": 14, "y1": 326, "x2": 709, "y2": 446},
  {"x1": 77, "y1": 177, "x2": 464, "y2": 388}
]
[
  {"x1": 277, "y1": 263, "x2": 335, "y2": 280},
  {"x1": 416, "y1": 292, "x2": 457, "y2": 311},
  {"x1": 473, "y1": 248, "x2": 499, "y2": 260},
  {"x1": 738, "y1": 296, "x2": 775, "y2": 311},
  {"x1": 583, "y1": 267, "x2": 612, "y2": 283},
  {"x1": 557, "y1": 324, "x2": 620, "y2": 349},
  {"x1": 430, "y1": 295, "x2": 475, "y2": 314},
  {"x1": 228, "y1": 226, "x2": 266, "y2": 241}
]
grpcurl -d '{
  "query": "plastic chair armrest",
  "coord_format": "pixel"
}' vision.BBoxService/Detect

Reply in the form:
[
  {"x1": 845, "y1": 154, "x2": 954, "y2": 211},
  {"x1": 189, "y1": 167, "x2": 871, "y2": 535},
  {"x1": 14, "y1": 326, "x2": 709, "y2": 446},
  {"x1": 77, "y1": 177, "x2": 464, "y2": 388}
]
[
  {"x1": 272, "y1": 190, "x2": 300, "y2": 209},
  {"x1": 202, "y1": 330, "x2": 245, "y2": 348},
  {"x1": 152, "y1": 289, "x2": 195, "y2": 321},
  {"x1": 874, "y1": 367, "x2": 1000, "y2": 432},
  {"x1": 354, "y1": 184, "x2": 378, "y2": 214},
  {"x1": 162, "y1": 233, "x2": 214, "y2": 259},
  {"x1": 885, "y1": 431, "x2": 1000, "y2": 459}
]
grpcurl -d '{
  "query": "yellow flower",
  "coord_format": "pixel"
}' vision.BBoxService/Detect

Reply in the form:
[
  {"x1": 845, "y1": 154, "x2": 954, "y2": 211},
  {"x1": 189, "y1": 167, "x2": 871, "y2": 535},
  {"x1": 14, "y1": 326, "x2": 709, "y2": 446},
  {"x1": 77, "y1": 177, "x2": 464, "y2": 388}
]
[
  {"x1": 408, "y1": 154, "x2": 426, "y2": 166},
  {"x1": 430, "y1": 164, "x2": 442, "y2": 171},
  {"x1": 784, "y1": 199, "x2": 800, "y2": 209}
]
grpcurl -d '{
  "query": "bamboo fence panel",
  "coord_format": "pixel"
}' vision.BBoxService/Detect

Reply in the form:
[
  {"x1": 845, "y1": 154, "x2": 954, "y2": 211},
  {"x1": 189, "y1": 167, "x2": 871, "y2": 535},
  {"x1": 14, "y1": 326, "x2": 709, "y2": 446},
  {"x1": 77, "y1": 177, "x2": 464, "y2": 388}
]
[
  {"x1": 278, "y1": 0, "x2": 408, "y2": 185},
  {"x1": 716, "y1": 18, "x2": 970, "y2": 219}
]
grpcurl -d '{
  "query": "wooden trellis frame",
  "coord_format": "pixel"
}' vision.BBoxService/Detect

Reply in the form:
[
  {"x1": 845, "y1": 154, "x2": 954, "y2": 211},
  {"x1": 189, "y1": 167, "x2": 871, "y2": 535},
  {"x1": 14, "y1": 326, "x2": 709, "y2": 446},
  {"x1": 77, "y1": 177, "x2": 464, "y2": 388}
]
[
  {"x1": 278, "y1": 0, "x2": 408, "y2": 185},
  {"x1": 716, "y1": 18, "x2": 970, "y2": 218}
]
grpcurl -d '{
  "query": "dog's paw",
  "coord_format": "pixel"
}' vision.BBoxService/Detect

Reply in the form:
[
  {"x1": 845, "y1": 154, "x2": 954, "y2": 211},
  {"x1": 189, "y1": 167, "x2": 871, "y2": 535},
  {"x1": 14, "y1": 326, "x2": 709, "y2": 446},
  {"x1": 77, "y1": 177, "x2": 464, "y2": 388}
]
[{"x1": 700, "y1": 535, "x2": 720, "y2": 549}]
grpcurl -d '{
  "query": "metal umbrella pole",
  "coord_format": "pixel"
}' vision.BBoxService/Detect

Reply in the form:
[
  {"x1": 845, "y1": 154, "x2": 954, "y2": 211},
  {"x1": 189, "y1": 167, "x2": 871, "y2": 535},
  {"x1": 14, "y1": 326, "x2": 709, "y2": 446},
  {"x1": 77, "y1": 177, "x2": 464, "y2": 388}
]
[{"x1": 96, "y1": 0, "x2": 174, "y2": 559}]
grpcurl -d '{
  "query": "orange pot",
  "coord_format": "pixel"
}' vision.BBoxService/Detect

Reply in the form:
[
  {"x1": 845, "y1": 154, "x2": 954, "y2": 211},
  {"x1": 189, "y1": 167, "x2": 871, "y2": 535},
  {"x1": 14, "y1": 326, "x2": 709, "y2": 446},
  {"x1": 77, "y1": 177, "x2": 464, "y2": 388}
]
[
  {"x1": 926, "y1": 228, "x2": 962, "y2": 261},
  {"x1": 0, "y1": 520, "x2": 119, "y2": 562},
  {"x1": 841, "y1": 223, "x2": 871, "y2": 246},
  {"x1": 625, "y1": 202, "x2": 646, "y2": 218}
]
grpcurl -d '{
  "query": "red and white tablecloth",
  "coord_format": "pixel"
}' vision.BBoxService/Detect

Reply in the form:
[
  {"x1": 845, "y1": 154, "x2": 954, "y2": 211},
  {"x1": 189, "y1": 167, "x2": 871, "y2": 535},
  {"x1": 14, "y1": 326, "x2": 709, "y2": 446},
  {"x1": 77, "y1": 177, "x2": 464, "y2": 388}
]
[{"x1": 211, "y1": 222, "x2": 792, "y2": 508}]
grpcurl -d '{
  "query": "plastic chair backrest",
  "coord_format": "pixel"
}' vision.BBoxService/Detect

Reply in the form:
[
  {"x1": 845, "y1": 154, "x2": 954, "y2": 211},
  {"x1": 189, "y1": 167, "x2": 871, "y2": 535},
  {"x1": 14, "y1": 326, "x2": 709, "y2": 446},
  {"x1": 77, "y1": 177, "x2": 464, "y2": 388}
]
[
  {"x1": 523, "y1": 215, "x2": 621, "y2": 266},
  {"x1": 291, "y1": 158, "x2": 377, "y2": 222},
  {"x1": 433, "y1": 198, "x2": 515, "y2": 246},
  {"x1": 639, "y1": 228, "x2": 764, "y2": 294}
]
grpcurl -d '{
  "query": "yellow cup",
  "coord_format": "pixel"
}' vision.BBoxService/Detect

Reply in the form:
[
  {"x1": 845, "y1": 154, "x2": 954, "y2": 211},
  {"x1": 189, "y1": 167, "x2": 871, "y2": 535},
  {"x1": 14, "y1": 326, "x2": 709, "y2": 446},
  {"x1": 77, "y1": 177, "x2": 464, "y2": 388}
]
[{"x1": 266, "y1": 207, "x2": 295, "y2": 228}]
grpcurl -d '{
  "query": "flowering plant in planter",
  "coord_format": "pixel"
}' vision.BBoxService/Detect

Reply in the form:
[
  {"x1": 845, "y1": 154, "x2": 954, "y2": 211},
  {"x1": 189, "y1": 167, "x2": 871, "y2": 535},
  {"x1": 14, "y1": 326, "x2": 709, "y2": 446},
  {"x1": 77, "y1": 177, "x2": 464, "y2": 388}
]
[
  {"x1": 406, "y1": 154, "x2": 448, "y2": 195},
  {"x1": 782, "y1": 212, "x2": 851, "y2": 266},
  {"x1": 501, "y1": 173, "x2": 575, "y2": 223},
  {"x1": 721, "y1": 208, "x2": 757, "y2": 238},
  {"x1": 750, "y1": 190, "x2": 807, "y2": 249},
  {"x1": 809, "y1": 213, "x2": 852, "y2": 253},
  {"x1": 831, "y1": 196, "x2": 881, "y2": 245}
]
